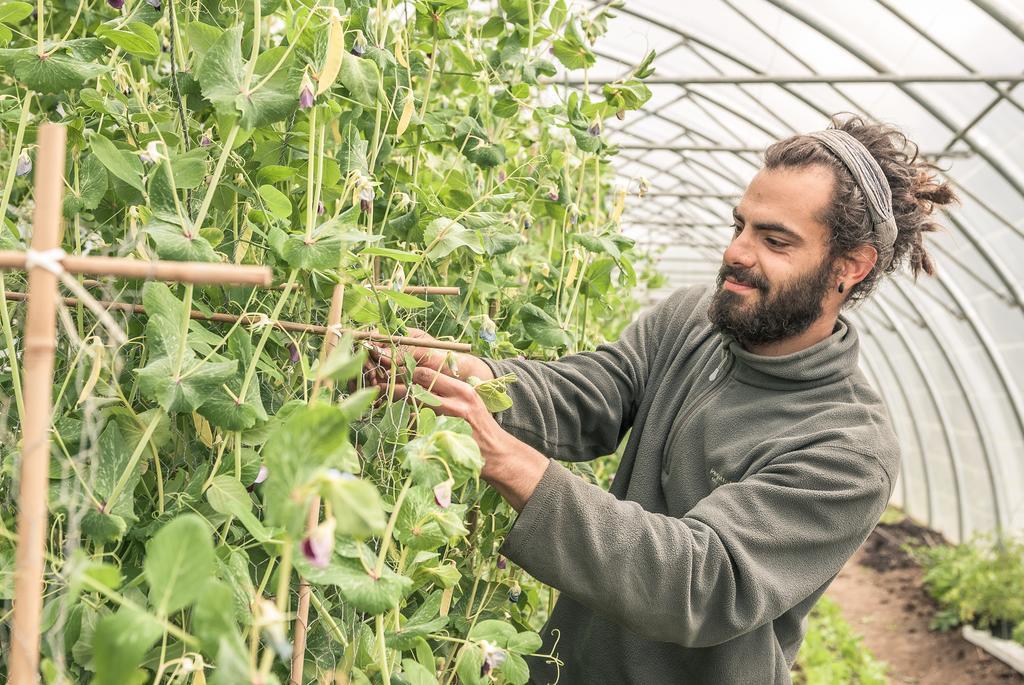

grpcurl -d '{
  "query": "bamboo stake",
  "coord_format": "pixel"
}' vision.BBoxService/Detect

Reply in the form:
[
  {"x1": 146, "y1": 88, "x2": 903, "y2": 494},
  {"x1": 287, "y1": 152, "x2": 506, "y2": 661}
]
[
  {"x1": 290, "y1": 284, "x2": 345, "y2": 685},
  {"x1": 79, "y1": 278, "x2": 460, "y2": 297},
  {"x1": 0, "y1": 251, "x2": 271, "y2": 286},
  {"x1": 3, "y1": 292, "x2": 472, "y2": 352},
  {"x1": 10, "y1": 123, "x2": 65, "y2": 685}
]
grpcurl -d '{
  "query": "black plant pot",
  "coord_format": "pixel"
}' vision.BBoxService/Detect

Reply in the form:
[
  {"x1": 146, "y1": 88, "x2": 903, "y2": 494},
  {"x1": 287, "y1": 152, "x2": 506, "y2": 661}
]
[{"x1": 989, "y1": 619, "x2": 1017, "y2": 640}]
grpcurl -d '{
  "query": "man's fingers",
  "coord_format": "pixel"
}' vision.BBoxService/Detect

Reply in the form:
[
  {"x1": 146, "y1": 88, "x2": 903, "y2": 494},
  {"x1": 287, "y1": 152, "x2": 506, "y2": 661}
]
[{"x1": 411, "y1": 366, "x2": 470, "y2": 398}]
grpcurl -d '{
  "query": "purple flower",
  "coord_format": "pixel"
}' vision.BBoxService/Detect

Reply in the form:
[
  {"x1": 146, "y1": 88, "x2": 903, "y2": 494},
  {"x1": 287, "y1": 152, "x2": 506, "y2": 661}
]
[
  {"x1": 508, "y1": 582, "x2": 521, "y2": 603},
  {"x1": 587, "y1": 121, "x2": 601, "y2": 137},
  {"x1": 288, "y1": 342, "x2": 300, "y2": 364},
  {"x1": 547, "y1": 189, "x2": 559, "y2": 202},
  {"x1": 299, "y1": 84, "x2": 315, "y2": 110},
  {"x1": 317, "y1": 201, "x2": 325, "y2": 216},
  {"x1": 615, "y1": 109, "x2": 625, "y2": 121},
  {"x1": 15, "y1": 150, "x2": 32, "y2": 177},
  {"x1": 359, "y1": 186, "x2": 374, "y2": 213},
  {"x1": 301, "y1": 517, "x2": 336, "y2": 568},
  {"x1": 496, "y1": 556, "x2": 507, "y2": 570},
  {"x1": 200, "y1": 129, "x2": 213, "y2": 148},
  {"x1": 108, "y1": 0, "x2": 125, "y2": 9},
  {"x1": 146, "y1": 0, "x2": 161, "y2": 7},
  {"x1": 433, "y1": 478, "x2": 453, "y2": 509},
  {"x1": 255, "y1": 465, "x2": 269, "y2": 484},
  {"x1": 480, "y1": 640, "x2": 508, "y2": 677},
  {"x1": 351, "y1": 31, "x2": 367, "y2": 57},
  {"x1": 523, "y1": 214, "x2": 532, "y2": 230},
  {"x1": 479, "y1": 324, "x2": 496, "y2": 344},
  {"x1": 497, "y1": 170, "x2": 506, "y2": 183}
]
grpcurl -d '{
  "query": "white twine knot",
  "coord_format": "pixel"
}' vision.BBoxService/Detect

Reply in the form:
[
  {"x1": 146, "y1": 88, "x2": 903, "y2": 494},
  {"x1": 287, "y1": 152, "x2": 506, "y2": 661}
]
[
  {"x1": 246, "y1": 313, "x2": 274, "y2": 329},
  {"x1": 24, "y1": 248, "x2": 67, "y2": 275}
]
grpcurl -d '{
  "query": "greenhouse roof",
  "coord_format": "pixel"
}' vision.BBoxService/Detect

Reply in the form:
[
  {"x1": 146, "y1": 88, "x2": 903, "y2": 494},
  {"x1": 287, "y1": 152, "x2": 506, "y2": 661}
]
[{"x1": 587, "y1": 0, "x2": 1024, "y2": 542}]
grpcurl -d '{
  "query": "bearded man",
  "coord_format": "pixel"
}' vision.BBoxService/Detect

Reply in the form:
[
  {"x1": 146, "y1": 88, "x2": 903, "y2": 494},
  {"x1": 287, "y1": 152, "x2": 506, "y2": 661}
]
[{"x1": 371, "y1": 114, "x2": 956, "y2": 684}]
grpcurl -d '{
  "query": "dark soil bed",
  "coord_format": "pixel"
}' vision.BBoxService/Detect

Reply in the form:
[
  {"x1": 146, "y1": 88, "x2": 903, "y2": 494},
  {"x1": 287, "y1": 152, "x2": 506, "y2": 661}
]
[{"x1": 825, "y1": 519, "x2": 1023, "y2": 684}]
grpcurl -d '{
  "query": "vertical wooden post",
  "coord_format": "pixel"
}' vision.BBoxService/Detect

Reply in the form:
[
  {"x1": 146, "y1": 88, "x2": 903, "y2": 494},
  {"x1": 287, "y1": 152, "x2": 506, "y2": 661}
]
[
  {"x1": 10, "y1": 123, "x2": 66, "y2": 685},
  {"x1": 290, "y1": 283, "x2": 345, "y2": 685}
]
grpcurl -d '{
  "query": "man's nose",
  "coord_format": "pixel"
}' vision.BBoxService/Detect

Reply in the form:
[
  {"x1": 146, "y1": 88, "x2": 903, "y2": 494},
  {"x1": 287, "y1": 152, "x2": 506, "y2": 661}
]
[{"x1": 722, "y1": 227, "x2": 756, "y2": 268}]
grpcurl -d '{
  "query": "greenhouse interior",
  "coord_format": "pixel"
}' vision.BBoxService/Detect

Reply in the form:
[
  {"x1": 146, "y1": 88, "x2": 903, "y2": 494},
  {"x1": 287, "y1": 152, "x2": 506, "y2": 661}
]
[{"x1": 1, "y1": 0, "x2": 1023, "y2": 683}]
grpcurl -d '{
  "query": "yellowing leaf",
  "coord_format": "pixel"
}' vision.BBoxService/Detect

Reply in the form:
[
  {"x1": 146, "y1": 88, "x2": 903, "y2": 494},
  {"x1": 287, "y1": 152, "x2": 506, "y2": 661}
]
[
  {"x1": 396, "y1": 91, "x2": 415, "y2": 138},
  {"x1": 317, "y1": 13, "x2": 345, "y2": 96},
  {"x1": 192, "y1": 411, "x2": 215, "y2": 448},
  {"x1": 611, "y1": 187, "x2": 626, "y2": 223}
]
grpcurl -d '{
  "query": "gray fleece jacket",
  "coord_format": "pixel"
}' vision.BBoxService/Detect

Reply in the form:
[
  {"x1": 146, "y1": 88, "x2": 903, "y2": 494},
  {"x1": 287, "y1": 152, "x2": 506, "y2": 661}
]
[{"x1": 481, "y1": 284, "x2": 899, "y2": 685}]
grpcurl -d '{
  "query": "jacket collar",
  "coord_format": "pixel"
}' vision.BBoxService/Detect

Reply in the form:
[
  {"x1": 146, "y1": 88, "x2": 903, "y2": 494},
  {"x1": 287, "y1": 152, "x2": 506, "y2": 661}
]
[{"x1": 721, "y1": 316, "x2": 860, "y2": 390}]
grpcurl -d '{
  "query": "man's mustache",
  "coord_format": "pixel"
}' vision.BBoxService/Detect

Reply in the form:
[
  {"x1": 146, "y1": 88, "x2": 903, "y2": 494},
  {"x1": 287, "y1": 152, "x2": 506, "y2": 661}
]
[{"x1": 718, "y1": 265, "x2": 769, "y2": 291}]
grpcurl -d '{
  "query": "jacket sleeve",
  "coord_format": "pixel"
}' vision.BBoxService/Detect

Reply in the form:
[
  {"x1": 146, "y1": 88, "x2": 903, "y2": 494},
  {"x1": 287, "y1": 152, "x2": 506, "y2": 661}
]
[
  {"x1": 481, "y1": 294, "x2": 679, "y2": 462},
  {"x1": 499, "y1": 445, "x2": 892, "y2": 647}
]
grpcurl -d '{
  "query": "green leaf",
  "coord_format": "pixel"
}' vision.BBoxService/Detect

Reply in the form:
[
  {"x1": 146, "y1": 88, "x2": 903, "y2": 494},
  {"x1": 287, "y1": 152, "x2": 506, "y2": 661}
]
[
  {"x1": 144, "y1": 514, "x2": 215, "y2": 615},
  {"x1": 262, "y1": 404, "x2": 361, "y2": 535},
  {"x1": 191, "y1": 579, "x2": 244, "y2": 654},
  {"x1": 395, "y1": 486, "x2": 467, "y2": 551},
  {"x1": 198, "y1": 331, "x2": 269, "y2": 430},
  {"x1": 197, "y1": 24, "x2": 298, "y2": 129},
  {"x1": 91, "y1": 605, "x2": 163, "y2": 685},
  {"x1": 315, "y1": 339, "x2": 366, "y2": 384},
  {"x1": 358, "y1": 246, "x2": 423, "y2": 263},
  {"x1": 141, "y1": 282, "x2": 185, "y2": 358},
  {"x1": 10, "y1": 52, "x2": 108, "y2": 93},
  {"x1": 295, "y1": 556, "x2": 412, "y2": 614},
  {"x1": 144, "y1": 221, "x2": 218, "y2": 262},
  {"x1": 96, "y1": 22, "x2": 160, "y2": 60},
  {"x1": 328, "y1": 477, "x2": 387, "y2": 539},
  {"x1": 387, "y1": 591, "x2": 449, "y2": 650},
  {"x1": 455, "y1": 644, "x2": 485, "y2": 685},
  {"x1": 499, "y1": 652, "x2": 531, "y2": 685},
  {"x1": 169, "y1": 148, "x2": 209, "y2": 188},
  {"x1": 468, "y1": 619, "x2": 517, "y2": 646},
  {"x1": 518, "y1": 303, "x2": 571, "y2": 348},
  {"x1": 258, "y1": 184, "x2": 292, "y2": 220},
  {"x1": 0, "y1": 3, "x2": 33, "y2": 24},
  {"x1": 399, "y1": 659, "x2": 440, "y2": 685},
  {"x1": 91, "y1": 421, "x2": 140, "y2": 523},
  {"x1": 136, "y1": 351, "x2": 238, "y2": 414},
  {"x1": 90, "y1": 133, "x2": 144, "y2": 193},
  {"x1": 63, "y1": 154, "x2": 108, "y2": 217},
  {"x1": 506, "y1": 631, "x2": 542, "y2": 654},
  {"x1": 206, "y1": 475, "x2": 274, "y2": 542},
  {"x1": 282, "y1": 220, "x2": 380, "y2": 271},
  {"x1": 423, "y1": 218, "x2": 484, "y2": 259},
  {"x1": 339, "y1": 51, "x2": 380, "y2": 106},
  {"x1": 0, "y1": 542, "x2": 13, "y2": 599}
]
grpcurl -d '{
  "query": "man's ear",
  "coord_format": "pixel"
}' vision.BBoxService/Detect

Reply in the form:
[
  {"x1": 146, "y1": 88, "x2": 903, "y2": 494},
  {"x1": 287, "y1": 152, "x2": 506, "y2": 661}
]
[{"x1": 838, "y1": 244, "x2": 878, "y2": 288}]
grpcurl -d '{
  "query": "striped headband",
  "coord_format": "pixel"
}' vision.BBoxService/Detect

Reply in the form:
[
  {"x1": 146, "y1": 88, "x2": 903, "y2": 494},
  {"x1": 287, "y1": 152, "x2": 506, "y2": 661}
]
[{"x1": 806, "y1": 129, "x2": 898, "y2": 270}]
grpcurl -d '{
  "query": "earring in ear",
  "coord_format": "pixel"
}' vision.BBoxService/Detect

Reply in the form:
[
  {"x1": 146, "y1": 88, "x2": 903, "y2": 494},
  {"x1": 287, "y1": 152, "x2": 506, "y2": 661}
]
[{"x1": 838, "y1": 282, "x2": 845, "y2": 294}]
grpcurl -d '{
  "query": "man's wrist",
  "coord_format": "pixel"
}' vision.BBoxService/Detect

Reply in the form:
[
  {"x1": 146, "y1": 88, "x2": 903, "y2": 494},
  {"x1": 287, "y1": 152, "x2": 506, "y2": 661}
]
[{"x1": 482, "y1": 434, "x2": 549, "y2": 512}]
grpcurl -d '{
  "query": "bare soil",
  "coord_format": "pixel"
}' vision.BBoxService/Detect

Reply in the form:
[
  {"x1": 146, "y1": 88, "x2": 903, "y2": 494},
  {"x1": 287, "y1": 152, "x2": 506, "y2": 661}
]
[{"x1": 826, "y1": 519, "x2": 1023, "y2": 684}]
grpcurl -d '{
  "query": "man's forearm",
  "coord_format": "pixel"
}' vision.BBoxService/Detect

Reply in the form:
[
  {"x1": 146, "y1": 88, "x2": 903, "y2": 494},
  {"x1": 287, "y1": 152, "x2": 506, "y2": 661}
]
[{"x1": 481, "y1": 433, "x2": 550, "y2": 512}]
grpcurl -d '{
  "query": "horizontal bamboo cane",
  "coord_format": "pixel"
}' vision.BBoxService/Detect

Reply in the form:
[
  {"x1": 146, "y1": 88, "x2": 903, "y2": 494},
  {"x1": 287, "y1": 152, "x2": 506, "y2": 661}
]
[
  {"x1": 3, "y1": 292, "x2": 472, "y2": 353},
  {"x1": 78, "y1": 278, "x2": 460, "y2": 296},
  {"x1": 0, "y1": 251, "x2": 271, "y2": 286}
]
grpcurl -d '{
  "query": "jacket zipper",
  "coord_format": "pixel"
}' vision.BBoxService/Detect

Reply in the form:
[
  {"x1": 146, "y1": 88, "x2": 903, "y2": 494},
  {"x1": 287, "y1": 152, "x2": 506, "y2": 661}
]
[{"x1": 662, "y1": 345, "x2": 733, "y2": 471}]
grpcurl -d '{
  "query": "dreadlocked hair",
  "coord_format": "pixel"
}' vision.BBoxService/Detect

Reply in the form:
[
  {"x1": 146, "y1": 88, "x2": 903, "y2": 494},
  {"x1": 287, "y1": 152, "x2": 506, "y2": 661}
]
[{"x1": 763, "y1": 113, "x2": 957, "y2": 304}]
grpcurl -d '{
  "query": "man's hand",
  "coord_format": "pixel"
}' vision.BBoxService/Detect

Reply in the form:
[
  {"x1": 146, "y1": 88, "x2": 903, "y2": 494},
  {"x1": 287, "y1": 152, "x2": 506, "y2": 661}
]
[
  {"x1": 391, "y1": 365, "x2": 548, "y2": 512},
  {"x1": 363, "y1": 327, "x2": 494, "y2": 390}
]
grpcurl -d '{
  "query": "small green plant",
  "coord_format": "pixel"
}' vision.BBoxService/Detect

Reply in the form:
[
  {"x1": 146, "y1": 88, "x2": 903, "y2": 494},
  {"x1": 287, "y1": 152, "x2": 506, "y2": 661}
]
[
  {"x1": 912, "y1": 535, "x2": 1024, "y2": 642},
  {"x1": 792, "y1": 596, "x2": 889, "y2": 685}
]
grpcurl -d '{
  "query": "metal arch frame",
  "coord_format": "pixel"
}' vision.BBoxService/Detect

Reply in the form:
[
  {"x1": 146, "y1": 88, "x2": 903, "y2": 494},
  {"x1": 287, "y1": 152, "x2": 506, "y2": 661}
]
[
  {"x1": 854, "y1": 295, "x2": 968, "y2": 538},
  {"x1": 882, "y1": 279, "x2": 1012, "y2": 532},
  {"x1": 853, "y1": 319, "x2": 930, "y2": 524}
]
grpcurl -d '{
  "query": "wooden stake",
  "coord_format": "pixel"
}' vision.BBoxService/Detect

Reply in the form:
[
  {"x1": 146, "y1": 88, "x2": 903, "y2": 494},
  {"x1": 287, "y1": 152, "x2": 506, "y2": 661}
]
[
  {"x1": 290, "y1": 284, "x2": 345, "y2": 685},
  {"x1": 9, "y1": 123, "x2": 65, "y2": 685},
  {"x1": 5, "y1": 124, "x2": 274, "y2": 685},
  {"x1": 79, "y1": 278, "x2": 460, "y2": 297},
  {"x1": 2, "y1": 291, "x2": 472, "y2": 353},
  {"x1": 0, "y1": 251, "x2": 271, "y2": 286}
]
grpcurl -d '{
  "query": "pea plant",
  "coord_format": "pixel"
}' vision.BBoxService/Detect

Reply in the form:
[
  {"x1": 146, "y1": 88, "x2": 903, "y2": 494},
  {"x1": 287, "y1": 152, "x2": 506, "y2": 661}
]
[{"x1": 0, "y1": 0, "x2": 656, "y2": 682}]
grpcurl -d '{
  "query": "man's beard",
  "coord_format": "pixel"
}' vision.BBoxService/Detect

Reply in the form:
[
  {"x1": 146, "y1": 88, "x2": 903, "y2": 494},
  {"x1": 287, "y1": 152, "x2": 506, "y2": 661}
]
[{"x1": 708, "y1": 257, "x2": 836, "y2": 347}]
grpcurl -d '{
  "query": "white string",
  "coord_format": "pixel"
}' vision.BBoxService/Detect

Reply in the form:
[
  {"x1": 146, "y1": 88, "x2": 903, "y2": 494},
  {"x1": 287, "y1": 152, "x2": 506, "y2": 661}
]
[
  {"x1": 24, "y1": 248, "x2": 67, "y2": 275},
  {"x1": 24, "y1": 247, "x2": 128, "y2": 346}
]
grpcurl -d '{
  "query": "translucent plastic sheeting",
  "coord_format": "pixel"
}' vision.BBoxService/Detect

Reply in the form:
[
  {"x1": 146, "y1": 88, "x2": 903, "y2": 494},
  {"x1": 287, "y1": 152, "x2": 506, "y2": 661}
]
[{"x1": 582, "y1": 0, "x2": 1024, "y2": 542}]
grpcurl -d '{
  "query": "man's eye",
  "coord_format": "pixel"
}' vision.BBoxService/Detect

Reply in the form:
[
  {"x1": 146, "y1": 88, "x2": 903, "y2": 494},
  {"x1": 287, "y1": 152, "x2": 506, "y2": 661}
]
[
  {"x1": 766, "y1": 238, "x2": 787, "y2": 248},
  {"x1": 732, "y1": 223, "x2": 743, "y2": 234}
]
